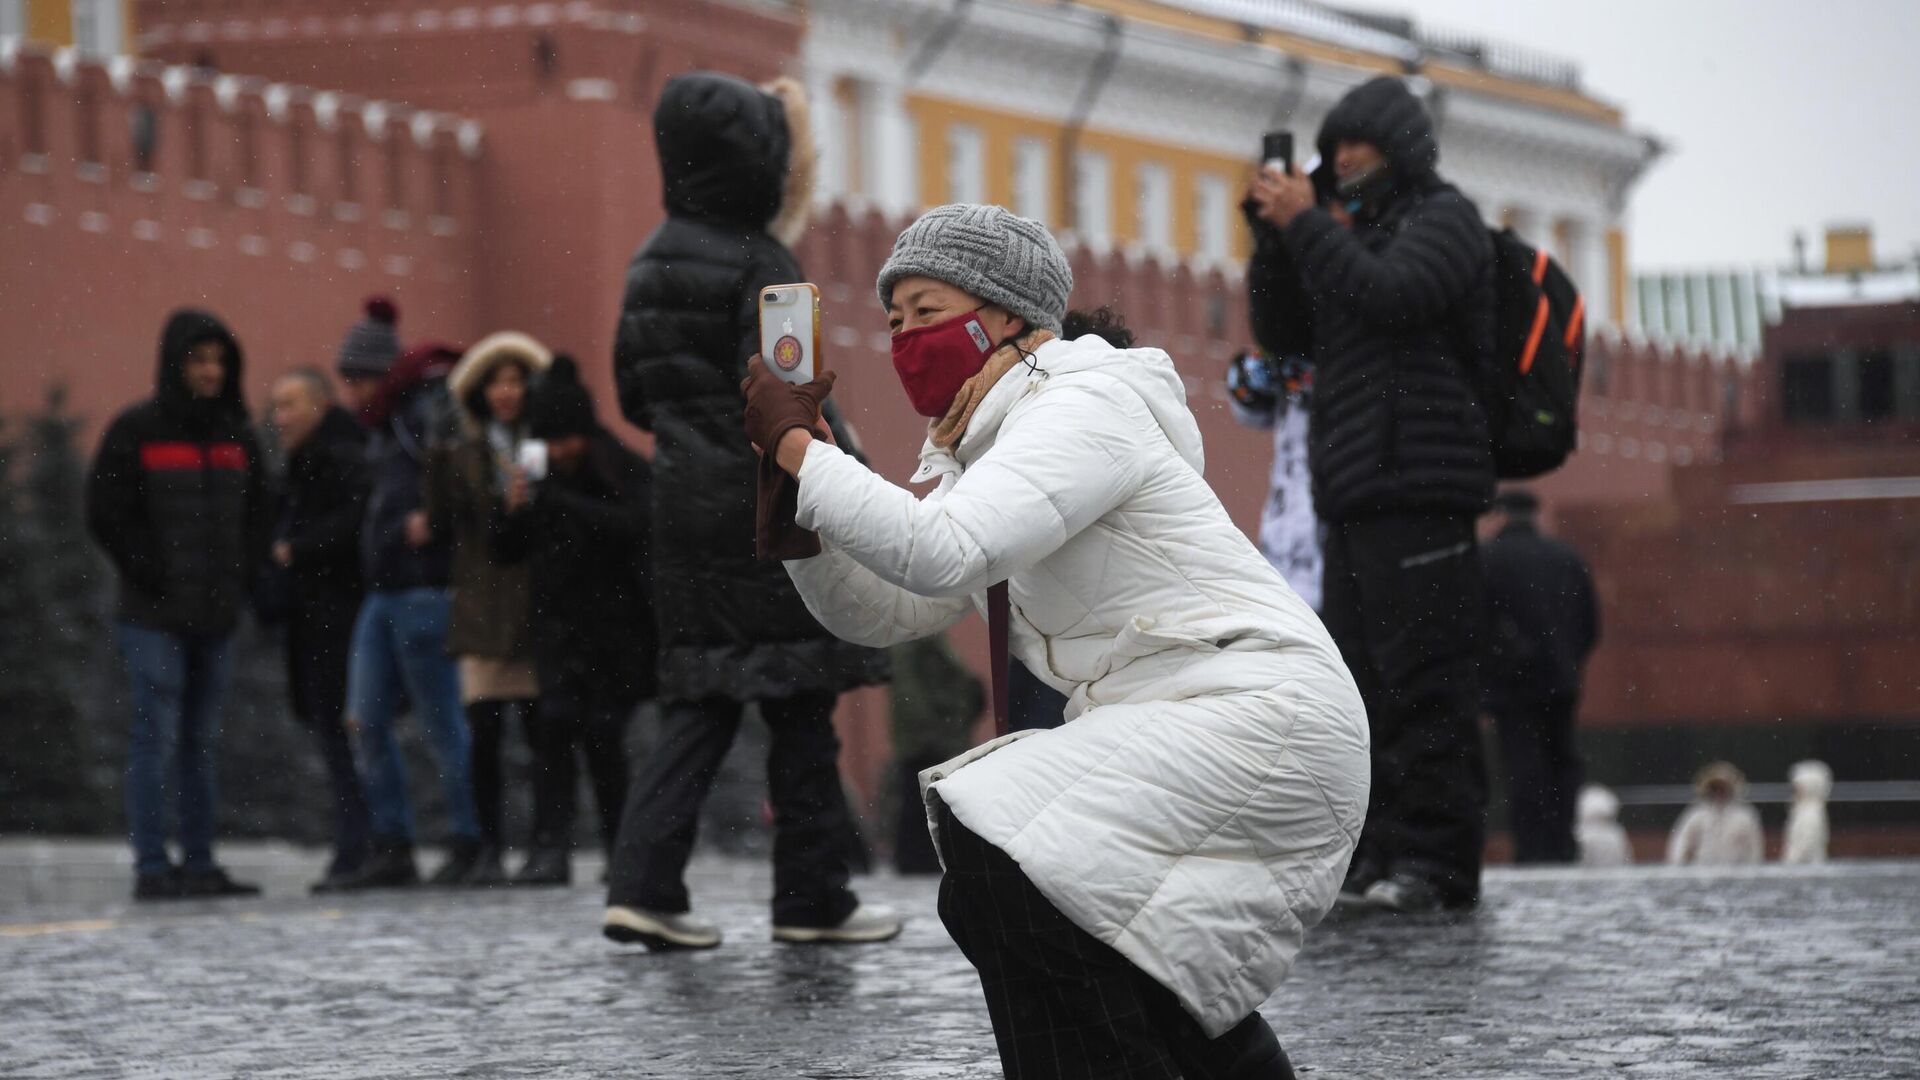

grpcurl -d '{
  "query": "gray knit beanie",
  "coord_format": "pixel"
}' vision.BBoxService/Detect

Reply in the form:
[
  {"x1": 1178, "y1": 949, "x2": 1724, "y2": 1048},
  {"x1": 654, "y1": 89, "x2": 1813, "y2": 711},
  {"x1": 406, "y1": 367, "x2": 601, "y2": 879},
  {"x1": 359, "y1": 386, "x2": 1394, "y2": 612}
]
[
  {"x1": 336, "y1": 296, "x2": 401, "y2": 379},
  {"x1": 876, "y1": 204, "x2": 1073, "y2": 334}
]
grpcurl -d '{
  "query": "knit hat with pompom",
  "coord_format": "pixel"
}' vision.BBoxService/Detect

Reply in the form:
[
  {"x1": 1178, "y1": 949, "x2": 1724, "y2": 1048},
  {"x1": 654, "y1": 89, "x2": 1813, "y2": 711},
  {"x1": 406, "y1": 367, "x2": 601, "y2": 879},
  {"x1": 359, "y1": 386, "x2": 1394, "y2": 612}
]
[{"x1": 336, "y1": 296, "x2": 401, "y2": 379}]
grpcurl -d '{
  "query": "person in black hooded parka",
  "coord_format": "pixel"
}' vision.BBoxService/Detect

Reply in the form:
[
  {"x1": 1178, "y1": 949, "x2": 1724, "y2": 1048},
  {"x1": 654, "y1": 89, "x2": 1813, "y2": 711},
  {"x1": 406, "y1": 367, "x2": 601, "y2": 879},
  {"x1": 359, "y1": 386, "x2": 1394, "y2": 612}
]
[
  {"x1": 87, "y1": 309, "x2": 269, "y2": 901},
  {"x1": 604, "y1": 72, "x2": 894, "y2": 950},
  {"x1": 490, "y1": 356, "x2": 653, "y2": 886},
  {"x1": 1248, "y1": 76, "x2": 1496, "y2": 913}
]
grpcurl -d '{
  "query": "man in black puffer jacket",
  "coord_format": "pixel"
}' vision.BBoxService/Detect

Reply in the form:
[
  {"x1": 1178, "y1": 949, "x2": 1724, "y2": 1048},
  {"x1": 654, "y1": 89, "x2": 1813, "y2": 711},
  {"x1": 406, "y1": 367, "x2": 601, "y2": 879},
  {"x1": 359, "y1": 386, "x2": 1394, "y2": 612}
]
[
  {"x1": 87, "y1": 309, "x2": 268, "y2": 901},
  {"x1": 604, "y1": 71, "x2": 895, "y2": 951},
  {"x1": 1248, "y1": 76, "x2": 1495, "y2": 913}
]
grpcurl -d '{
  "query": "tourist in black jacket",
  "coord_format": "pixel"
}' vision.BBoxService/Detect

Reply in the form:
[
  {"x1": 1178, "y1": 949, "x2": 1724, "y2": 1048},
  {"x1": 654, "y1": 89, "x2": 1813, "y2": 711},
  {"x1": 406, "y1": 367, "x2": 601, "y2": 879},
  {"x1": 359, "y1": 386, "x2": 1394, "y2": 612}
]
[
  {"x1": 603, "y1": 72, "x2": 895, "y2": 950},
  {"x1": 490, "y1": 356, "x2": 654, "y2": 886},
  {"x1": 86, "y1": 308, "x2": 268, "y2": 901},
  {"x1": 1248, "y1": 75, "x2": 1497, "y2": 913},
  {"x1": 266, "y1": 370, "x2": 373, "y2": 892},
  {"x1": 1480, "y1": 489, "x2": 1600, "y2": 864}
]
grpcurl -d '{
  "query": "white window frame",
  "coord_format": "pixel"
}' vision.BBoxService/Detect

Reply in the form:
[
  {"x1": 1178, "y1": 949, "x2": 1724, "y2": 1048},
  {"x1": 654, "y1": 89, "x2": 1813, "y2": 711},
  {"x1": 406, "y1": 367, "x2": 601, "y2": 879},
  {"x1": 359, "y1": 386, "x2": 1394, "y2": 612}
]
[
  {"x1": 1074, "y1": 150, "x2": 1112, "y2": 249},
  {"x1": 1135, "y1": 162, "x2": 1172, "y2": 256},
  {"x1": 1194, "y1": 173, "x2": 1231, "y2": 264},
  {"x1": 1014, "y1": 137, "x2": 1050, "y2": 224},
  {"x1": 946, "y1": 123, "x2": 986, "y2": 206},
  {"x1": 72, "y1": 0, "x2": 125, "y2": 56}
]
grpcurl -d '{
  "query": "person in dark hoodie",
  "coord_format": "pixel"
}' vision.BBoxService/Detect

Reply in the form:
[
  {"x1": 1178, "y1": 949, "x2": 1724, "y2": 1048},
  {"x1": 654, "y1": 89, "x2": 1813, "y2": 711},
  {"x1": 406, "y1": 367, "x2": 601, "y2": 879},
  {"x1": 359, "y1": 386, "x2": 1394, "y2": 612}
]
[
  {"x1": 1247, "y1": 76, "x2": 1497, "y2": 914},
  {"x1": 489, "y1": 356, "x2": 653, "y2": 886},
  {"x1": 331, "y1": 343, "x2": 485, "y2": 890},
  {"x1": 604, "y1": 71, "x2": 895, "y2": 950},
  {"x1": 87, "y1": 309, "x2": 268, "y2": 901},
  {"x1": 265, "y1": 369, "x2": 374, "y2": 893}
]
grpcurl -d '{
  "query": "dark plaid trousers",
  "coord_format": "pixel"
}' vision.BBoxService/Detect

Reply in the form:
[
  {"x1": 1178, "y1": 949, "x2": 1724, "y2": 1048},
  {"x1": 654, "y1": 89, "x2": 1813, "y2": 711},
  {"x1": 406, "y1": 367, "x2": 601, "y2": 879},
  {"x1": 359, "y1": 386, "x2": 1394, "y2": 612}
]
[{"x1": 935, "y1": 809, "x2": 1294, "y2": 1080}]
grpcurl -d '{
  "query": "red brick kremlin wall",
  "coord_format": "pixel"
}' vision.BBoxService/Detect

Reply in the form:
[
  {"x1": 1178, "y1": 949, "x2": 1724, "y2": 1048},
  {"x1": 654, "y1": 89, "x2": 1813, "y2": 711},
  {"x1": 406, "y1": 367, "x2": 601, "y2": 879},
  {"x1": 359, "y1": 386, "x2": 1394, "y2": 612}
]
[{"x1": 5, "y1": 18, "x2": 1825, "y2": 823}]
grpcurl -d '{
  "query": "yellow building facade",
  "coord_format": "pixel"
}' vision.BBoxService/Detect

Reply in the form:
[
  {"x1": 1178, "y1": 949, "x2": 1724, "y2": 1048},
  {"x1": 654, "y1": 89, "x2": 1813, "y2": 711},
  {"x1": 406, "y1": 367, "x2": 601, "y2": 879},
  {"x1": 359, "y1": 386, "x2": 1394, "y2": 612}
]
[
  {"x1": 2, "y1": 0, "x2": 136, "y2": 55},
  {"x1": 803, "y1": 0, "x2": 1659, "y2": 326}
]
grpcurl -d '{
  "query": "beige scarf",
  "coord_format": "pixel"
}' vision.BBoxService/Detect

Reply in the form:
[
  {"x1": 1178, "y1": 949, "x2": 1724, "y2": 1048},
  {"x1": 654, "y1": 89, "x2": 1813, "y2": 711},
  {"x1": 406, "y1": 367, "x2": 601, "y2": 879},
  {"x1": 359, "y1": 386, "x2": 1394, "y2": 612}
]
[{"x1": 929, "y1": 330, "x2": 1056, "y2": 451}]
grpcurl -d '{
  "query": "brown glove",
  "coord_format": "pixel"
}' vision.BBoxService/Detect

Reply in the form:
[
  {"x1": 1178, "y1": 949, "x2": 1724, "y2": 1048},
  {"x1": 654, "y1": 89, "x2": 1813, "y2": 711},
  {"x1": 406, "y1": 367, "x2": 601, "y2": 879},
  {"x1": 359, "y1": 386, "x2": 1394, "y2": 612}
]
[{"x1": 742, "y1": 357, "x2": 837, "y2": 561}]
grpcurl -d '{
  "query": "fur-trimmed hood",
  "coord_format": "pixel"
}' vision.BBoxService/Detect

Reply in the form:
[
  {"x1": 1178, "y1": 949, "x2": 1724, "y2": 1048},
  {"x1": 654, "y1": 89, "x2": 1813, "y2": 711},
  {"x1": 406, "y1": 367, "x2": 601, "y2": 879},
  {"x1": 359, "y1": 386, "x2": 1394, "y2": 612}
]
[
  {"x1": 652, "y1": 72, "x2": 815, "y2": 246},
  {"x1": 450, "y1": 331, "x2": 553, "y2": 430}
]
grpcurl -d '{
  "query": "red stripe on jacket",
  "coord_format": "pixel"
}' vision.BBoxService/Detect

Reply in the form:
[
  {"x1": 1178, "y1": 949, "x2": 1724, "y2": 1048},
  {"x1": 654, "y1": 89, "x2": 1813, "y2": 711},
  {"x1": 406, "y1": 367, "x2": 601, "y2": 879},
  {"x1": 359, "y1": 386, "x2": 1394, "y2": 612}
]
[
  {"x1": 206, "y1": 444, "x2": 249, "y2": 470},
  {"x1": 139, "y1": 442, "x2": 249, "y2": 471},
  {"x1": 140, "y1": 443, "x2": 205, "y2": 470}
]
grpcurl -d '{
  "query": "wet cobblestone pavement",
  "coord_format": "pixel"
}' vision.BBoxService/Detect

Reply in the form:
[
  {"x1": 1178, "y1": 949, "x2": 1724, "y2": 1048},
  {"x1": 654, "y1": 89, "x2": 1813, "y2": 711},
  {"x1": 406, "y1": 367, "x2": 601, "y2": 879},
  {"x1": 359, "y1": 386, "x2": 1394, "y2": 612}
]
[{"x1": 3, "y1": 843, "x2": 1917, "y2": 1078}]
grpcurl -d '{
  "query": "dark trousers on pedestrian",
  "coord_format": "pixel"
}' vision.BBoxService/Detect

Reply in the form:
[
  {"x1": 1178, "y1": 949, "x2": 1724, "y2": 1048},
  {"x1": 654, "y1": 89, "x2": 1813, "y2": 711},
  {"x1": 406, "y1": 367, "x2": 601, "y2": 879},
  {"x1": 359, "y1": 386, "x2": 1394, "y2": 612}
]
[
  {"x1": 528, "y1": 680, "x2": 634, "y2": 853},
  {"x1": 467, "y1": 697, "x2": 535, "y2": 848},
  {"x1": 605, "y1": 693, "x2": 858, "y2": 928},
  {"x1": 1321, "y1": 511, "x2": 1488, "y2": 903},
  {"x1": 937, "y1": 809, "x2": 1294, "y2": 1080},
  {"x1": 1491, "y1": 694, "x2": 1582, "y2": 864},
  {"x1": 288, "y1": 596, "x2": 372, "y2": 874},
  {"x1": 115, "y1": 622, "x2": 234, "y2": 877}
]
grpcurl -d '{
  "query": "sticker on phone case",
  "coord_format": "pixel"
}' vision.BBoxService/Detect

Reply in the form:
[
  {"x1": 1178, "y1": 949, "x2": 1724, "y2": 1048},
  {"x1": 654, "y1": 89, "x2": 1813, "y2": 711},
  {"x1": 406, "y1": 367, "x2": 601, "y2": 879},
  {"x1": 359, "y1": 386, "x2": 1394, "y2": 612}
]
[{"x1": 772, "y1": 333, "x2": 804, "y2": 371}]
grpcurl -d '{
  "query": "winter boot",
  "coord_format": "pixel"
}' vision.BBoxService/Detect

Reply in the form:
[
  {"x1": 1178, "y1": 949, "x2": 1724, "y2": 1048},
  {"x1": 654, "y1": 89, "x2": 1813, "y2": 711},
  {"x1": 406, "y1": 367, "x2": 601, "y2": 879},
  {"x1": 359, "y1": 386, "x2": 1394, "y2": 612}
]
[
  {"x1": 511, "y1": 847, "x2": 571, "y2": 887},
  {"x1": 328, "y1": 838, "x2": 420, "y2": 891},
  {"x1": 180, "y1": 866, "x2": 263, "y2": 898},
  {"x1": 133, "y1": 868, "x2": 186, "y2": 902},
  {"x1": 427, "y1": 837, "x2": 486, "y2": 886}
]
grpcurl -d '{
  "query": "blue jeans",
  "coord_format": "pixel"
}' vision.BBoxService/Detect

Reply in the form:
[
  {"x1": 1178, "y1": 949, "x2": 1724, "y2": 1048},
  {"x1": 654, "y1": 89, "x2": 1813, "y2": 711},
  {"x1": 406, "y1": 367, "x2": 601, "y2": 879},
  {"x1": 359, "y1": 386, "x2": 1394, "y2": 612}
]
[
  {"x1": 115, "y1": 623, "x2": 235, "y2": 876},
  {"x1": 346, "y1": 589, "x2": 479, "y2": 843}
]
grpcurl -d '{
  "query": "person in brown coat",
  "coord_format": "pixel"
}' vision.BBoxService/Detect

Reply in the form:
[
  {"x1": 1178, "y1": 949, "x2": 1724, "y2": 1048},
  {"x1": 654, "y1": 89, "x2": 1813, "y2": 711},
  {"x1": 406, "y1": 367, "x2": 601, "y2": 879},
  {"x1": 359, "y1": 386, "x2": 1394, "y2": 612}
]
[{"x1": 425, "y1": 332, "x2": 552, "y2": 884}]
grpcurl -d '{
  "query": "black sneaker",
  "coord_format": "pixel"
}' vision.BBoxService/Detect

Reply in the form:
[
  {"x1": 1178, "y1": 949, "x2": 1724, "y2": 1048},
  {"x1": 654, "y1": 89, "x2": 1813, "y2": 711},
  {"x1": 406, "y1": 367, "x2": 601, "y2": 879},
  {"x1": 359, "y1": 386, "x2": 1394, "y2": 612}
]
[
  {"x1": 180, "y1": 866, "x2": 263, "y2": 899},
  {"x1": 133, "y1": 868, "x2": 186, "y2": 902},
  {"x1": 328, "y1": 842, "x2": 420, "y2": 891},
  {"x1": 1363, "y1": 872, "x2": 1473, "y2": 915},
  {"x1": 1337, "y1": 857, "x2": 1383, "y2": 905},
  {"x1": 463, "y1": 845, "x2": 508, "y2": 887},
  {"x1": 427, "y1": 838, "x2": 486, "y2": 886},
  {"x1": 511, "y1": 847, "x2": 571, "y2": 887}
]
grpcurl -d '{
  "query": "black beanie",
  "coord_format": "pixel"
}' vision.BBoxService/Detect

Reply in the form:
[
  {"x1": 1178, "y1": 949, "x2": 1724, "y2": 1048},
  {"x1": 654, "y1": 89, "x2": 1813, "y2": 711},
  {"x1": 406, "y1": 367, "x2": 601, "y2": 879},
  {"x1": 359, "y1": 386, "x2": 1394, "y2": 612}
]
[{"x1": 527, "y1": 354, "x2": 597, "y2": 438}]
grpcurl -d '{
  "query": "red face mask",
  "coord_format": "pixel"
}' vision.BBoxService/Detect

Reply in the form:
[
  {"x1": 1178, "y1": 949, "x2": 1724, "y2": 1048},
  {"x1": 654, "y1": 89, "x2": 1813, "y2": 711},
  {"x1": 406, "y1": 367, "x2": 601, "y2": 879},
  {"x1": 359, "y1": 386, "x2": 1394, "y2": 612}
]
[{"x1": 890, "y1": 308, "x2": 998, "y2": 418}]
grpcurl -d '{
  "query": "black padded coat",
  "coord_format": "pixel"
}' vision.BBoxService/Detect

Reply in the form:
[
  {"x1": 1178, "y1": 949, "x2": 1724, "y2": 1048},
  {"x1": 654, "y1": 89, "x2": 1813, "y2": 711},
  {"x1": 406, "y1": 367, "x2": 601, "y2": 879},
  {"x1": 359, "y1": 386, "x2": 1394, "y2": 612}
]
[
  {"x1": 613, "y1": 72, "x2": 886, "y2": 703},
  {"x1": 1248, "y1": 76, "x2": 1496, "y2": 522}
]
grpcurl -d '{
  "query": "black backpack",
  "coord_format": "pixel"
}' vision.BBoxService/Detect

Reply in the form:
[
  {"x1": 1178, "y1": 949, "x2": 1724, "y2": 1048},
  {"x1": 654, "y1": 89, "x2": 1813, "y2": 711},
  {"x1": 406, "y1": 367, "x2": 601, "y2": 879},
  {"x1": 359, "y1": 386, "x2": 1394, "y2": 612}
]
[{"x1": 1480, "y1": 228, "x2": 1586, "y2": 478}]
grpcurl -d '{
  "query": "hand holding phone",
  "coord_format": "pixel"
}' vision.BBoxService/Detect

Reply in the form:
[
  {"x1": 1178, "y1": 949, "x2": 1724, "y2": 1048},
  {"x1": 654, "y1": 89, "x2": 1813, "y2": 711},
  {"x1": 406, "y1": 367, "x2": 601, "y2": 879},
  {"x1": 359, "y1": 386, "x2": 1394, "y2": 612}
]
[
  {"x1": 759, "y1": 283, "x2": 823, "y2": 386},
  {"x1": 516, "y1": 439, "x2": 549, "y2": 482},
  {"x1": 1262, "y1": 130, "x2": 1294, "y2": 176}
]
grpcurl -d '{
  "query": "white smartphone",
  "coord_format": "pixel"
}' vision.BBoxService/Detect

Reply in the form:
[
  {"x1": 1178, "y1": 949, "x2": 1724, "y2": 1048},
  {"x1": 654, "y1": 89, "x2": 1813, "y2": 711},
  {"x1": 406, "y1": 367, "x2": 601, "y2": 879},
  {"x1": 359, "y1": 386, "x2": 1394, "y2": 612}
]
[
  {"x1": 516, "y1": 439, "x2": 549, "y2": 482},
  {"x1": 758, "y1": 282, "x2": 822, "y2": 385}
]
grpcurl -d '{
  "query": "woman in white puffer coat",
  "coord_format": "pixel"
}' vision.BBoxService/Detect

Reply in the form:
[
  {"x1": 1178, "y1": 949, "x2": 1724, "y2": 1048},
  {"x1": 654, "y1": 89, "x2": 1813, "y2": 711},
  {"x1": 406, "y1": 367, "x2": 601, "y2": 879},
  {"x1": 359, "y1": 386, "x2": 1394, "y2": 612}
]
[{"x1": 742, "y1": 204, "x2": 1369, "y2": 1079}]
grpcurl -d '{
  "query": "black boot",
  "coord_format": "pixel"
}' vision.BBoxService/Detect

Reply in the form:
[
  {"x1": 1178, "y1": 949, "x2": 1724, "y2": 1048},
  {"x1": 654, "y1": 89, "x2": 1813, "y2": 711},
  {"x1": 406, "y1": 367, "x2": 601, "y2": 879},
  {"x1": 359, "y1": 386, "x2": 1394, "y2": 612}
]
[
  {"x1": 511, "y1": 847, "x2": 572, "y2": 887},
  {"x1": 428, "y1": 837, "x2": 486, "y2": 886},
  {"x1": 133, "y1": 867, "x2": 186, "y2": 902},
  {"x1": 328, "y1": 838, "x2": 419, "y2": 891},
  {"x1": 180, "y1": 866, "x2": 263, "y2": 898}
]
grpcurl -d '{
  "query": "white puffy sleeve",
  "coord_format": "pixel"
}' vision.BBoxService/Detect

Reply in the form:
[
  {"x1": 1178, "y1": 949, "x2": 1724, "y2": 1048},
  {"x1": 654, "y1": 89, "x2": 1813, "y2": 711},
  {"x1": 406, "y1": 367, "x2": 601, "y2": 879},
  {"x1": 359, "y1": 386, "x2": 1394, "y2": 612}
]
[{"x1": 789, "y1": 379, "x2": 1151, "y2": 605}]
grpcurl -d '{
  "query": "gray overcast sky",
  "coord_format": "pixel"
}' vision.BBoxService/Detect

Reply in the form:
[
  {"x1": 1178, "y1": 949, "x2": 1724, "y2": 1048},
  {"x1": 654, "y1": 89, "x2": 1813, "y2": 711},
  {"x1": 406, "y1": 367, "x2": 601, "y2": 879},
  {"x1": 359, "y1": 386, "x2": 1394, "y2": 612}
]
[{"x1": 1344, "y1": 0, "x2": 1920, "y2": 270}]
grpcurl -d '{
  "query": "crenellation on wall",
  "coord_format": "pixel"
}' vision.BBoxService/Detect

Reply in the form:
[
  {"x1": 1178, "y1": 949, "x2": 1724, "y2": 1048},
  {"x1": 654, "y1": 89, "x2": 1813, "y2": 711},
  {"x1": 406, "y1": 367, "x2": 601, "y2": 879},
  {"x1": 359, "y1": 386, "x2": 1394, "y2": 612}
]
[{"x1": 1, "y1": 42, "x2": 480, "y2": 236}]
